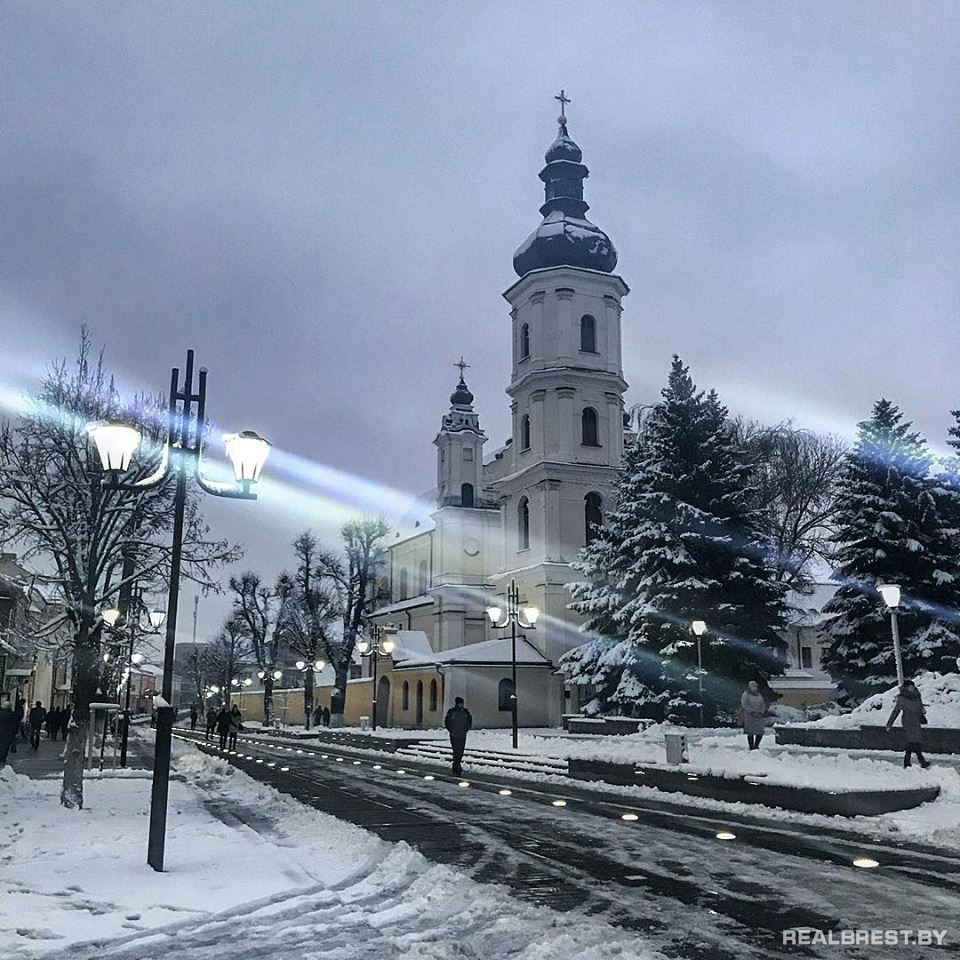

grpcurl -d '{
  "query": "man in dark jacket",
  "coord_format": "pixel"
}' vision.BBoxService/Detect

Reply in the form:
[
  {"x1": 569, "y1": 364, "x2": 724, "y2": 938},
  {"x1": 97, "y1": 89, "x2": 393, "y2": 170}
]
[
  {"x1": 215, "y1": 706, "x2": 231, "y2": 750},
  {"x1": 60, "y1": 705, "x2": 72, "y2": 741},
  {"x1": 0, "y1": 698, "x2": 18, "y2": 764},
  {"x1": 189, "y1": 706, "x2": 198, "y2": 731},
  {"x1": 444, "y1": 697, "x2": 473, "y2": 776},
  {"x1": 887, "y1": 679, "x2": 930, "y2": 768},
  {"x1": 28, "y1": 701, "x2": 47, "y2": 751},
  {"x1": 205, "y1": 706, "x2": 218, "y2": 741}
]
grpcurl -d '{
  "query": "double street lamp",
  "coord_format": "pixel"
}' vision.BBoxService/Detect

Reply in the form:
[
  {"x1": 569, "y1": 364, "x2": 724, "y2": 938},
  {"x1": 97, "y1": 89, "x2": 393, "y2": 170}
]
[
  {"x1": 87, "y1": 349, "x2": 270, "y2": 872},
  {"x1": 878, "y1": 583, "x2": 905, "y2": 687},
  {"x1": 357, "y1": 624, "x2": 397, "y2": 731},
  {"x1": 486, "y1": 579, "x2": 539, "y2": 750}
]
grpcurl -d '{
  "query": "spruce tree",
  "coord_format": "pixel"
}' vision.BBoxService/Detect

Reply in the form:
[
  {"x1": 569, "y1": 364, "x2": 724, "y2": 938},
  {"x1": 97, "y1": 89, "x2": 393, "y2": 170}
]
[
  {"x1": 564, "y1": 357, "x2": 788, "y2": 722},
  {"x1": 822, "y1": 400, "x2": 960, "y2": 702}
]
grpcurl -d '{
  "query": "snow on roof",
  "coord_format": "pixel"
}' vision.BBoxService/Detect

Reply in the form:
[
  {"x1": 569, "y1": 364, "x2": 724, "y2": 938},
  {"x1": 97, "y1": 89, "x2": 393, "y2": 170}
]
[
  {"x1": 371, "y1": 597, "x2": 435, "y2": 617},
  {"x1": 785, "y1": 582, "x2": 839, "y2": 626},
  {"x1": 389, "y1": 630, "x2": 434, "y2": 661},
  {"x1": 395, "y1": 635, "x2": 551, "y2": 669}
]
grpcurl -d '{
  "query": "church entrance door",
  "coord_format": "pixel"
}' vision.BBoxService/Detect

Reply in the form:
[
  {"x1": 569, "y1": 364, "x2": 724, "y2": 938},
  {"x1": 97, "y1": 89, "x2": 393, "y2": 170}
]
[{"x1": 376, "y1": 676, "x2": 390, "y2": 727}]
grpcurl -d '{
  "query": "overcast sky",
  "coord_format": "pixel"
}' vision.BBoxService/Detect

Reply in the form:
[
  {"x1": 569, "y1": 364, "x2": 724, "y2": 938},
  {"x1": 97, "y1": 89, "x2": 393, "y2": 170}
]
[{"x1": 2, "y1": 2, "x2": 957, "y2": 645}]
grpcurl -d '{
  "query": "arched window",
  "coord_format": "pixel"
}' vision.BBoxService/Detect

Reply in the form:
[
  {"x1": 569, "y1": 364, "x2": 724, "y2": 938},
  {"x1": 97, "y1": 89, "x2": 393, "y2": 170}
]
[
  {"x1": 461, "y1": 482, "x2": 474, "y2": 507},
  {"x1": 520, "y1": 414, "x2": 531, "y2": 451},
  {"x1": 415, "y1": 680, "x2": 424, "y2": 725},
  {"x1": 429, "y1": 678, "x2": 438, "y2": 711},
  {"x1": 580, "y1": 315, "x2": 597, "y2": 353},
  {"x1": 402, "y1": 680, "x2": 410, "y2": 711},
  {"x1": 581, "y1": 407, "x2": 599, "y2": 446},
  {"x1": 399, "y1": 568, "x2": 408, "y2": 600},
  {"x1": 585, "y1": 492, "x2": 603, "y2": 544},
  {"x1": 498, "y1": 678, "x2": 515, "y2": 712},
  {"x1": 520, "y1": 323, "x2": 530, "y2": 360},
  {"x1": 518, "y1": 497, "x2": 530, "y2": 550},
  {"x1": 418, "y1": 559, "x2": 428, "y2": 594}
]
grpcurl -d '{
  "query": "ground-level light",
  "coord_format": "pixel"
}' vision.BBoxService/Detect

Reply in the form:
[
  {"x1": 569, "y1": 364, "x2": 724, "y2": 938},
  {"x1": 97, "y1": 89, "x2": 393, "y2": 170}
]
[
  {"x1": 716, "y1": 831, "x2": 736, "y2": 840},
  {"x1": 853, "y1": 857, "x2": 880, "y2": 869}
]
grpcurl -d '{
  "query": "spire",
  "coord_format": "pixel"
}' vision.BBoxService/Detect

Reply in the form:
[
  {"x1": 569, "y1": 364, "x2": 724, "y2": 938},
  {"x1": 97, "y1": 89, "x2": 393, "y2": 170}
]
[
  {"x1": 449, "y1": 356, "x2": 474, "y2": 408},
  {"x1": 512, "y1": 92, "x2": 618, "y2": 278}
]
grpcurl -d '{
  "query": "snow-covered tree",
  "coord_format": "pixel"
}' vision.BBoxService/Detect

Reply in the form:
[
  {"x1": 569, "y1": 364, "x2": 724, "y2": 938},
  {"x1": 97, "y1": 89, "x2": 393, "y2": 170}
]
[
  {"x1": 206, "y1": 613, "x2": 251, "y2": 704},
  {"x1": 822, "y1": 400, "x2": 960, "y2": 702},
  {"x1": 0, "y1": 333, "x2": 236, "y2": 808},
  {"x1": 564, "y1": 357, "x2": 788, "y2": 723}
]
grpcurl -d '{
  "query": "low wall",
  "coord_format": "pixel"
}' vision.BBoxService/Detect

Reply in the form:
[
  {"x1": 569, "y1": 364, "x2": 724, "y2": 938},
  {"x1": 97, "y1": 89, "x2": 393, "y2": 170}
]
[
  {"x1": 774, "y1": 724, "x2": 960, "y2": 755},
  {"x1": 568, "y1": 758, "x2": 940, "y2": 816},
  {"x1": 567, "y1": 717, "x2": 651, "y2": 735}
]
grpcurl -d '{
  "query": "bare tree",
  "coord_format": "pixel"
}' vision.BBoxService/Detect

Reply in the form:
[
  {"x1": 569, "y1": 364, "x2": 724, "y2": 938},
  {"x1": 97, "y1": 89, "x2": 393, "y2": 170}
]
[
  {"x1": 206, "y1": 613, "x2": 251, "y2": 705},
  {"x1": 0, "y1": 332, "x2": 237, "y2": 808},
  {"x1": 312, "y1": 518, "x2": 389, "y2": 724},
  {"x1": 182, "y1": 644, "x2": 211, "y2": 708},
  {"x1": 229, "y1": 572, "x2": 290, "y2": 724},
  {"x1": 734, "y1": 419, "x2": 847, "y2": 587},
  {"x1": 282, "y1": 532, "x2": 341, "y2": 728}
]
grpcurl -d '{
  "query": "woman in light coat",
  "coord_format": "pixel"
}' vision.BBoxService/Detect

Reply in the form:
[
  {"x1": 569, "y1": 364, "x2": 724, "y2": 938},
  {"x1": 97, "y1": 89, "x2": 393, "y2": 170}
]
[
  {"x1": 740, "y1": 681, "x2": 767, "y2": 750},
  {"x1": 886, "y1": 680, "x2": 930, "y2": 768}
]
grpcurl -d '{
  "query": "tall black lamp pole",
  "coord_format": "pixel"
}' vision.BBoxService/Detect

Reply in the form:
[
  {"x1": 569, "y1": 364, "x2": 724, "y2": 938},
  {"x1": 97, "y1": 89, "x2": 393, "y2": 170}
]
[{"x1": 357, "y1": 623, "x2": 397, "y2": 731}]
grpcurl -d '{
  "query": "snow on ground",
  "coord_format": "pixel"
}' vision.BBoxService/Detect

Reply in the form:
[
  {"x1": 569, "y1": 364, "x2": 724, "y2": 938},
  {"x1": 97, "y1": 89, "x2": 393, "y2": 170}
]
[
  {"x1": 786, "y1": 672, "x2": 960, "y2": 729},
  {"x1": 0, "y1": 742, "x2": 659, "y2": 960}
]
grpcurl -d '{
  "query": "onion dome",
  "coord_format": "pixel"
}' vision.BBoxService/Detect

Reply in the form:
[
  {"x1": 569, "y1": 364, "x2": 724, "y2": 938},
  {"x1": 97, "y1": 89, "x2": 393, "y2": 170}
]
[
  {"x1": 450, "y1": 375, "x2": 474, "y2": 408},
  {"x1": 513, "y1": 99, "x2": 617, "y2": 278}
]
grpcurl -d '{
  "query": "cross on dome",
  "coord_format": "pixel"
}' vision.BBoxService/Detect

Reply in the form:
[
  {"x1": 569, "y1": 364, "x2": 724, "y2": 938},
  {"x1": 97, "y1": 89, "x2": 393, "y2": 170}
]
[
  {"x1": 454, "y1": 356, "x2": 471, "y2": 381},
  {"x1": 554, "y1": 89, "x2": 570, "y2": 123}
]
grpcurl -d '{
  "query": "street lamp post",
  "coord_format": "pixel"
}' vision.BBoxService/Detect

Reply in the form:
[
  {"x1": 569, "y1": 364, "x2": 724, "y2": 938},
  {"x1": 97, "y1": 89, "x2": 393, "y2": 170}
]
[
  {"x1": 357, "y1": 624, "x2": 397, "y2": 731},
  {"x1": 878, "y1": 583, "x2": 905, "y2": 687},
  {"x1": 294, "y1": 657, "x2": 327, "y2": 729},
  {"x1": 691, "y1": 620, "x2": 707, "y2": 728},
  {"x1": 87, "y1": 349, "x2": 270, "y2": 872},
  {"x1": 486, "y1": 579, "x2": 539, "y2": 750}
]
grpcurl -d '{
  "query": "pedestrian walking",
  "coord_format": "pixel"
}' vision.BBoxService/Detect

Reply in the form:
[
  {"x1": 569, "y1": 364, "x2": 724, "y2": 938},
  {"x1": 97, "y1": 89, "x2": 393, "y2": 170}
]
[
  {"x1": 444, "y1": 696, "x2": 472, "y2": 775},
  {"x1": 740, "y1": 681, "x2": 767, "y2": 750},
  {"x1": 189, "y1": 706, "x2": 198, "y2": 731},
  {"x1": 60, "y1": 705, "x2": 72, "y2": 741},
  {"x1": 228, "y1": 705, "x2": 241, "y2": 750},
  {"x1": 215, "y1": 705, "x2": 231, "y2": 750},
  {"x1": 312, "y1": 704, "x2": 323, "y2": 728},
  {"x1": 321, "y1": 706, "x2": 330, "y2": 727},
  {"x1": 886, "y1": 679, "x2": 931, "y2": 769},
  {"x1": 205, "y1": 706, "x2": 217, "y2": 742},
  {"x1": 11, "y1": 697, "x2": 24, "y2": 753},
  {"x1": 28, "y1": 701, "x2": 47, "y2": 751},
  {"x1": 0, "y1": 697, "x2": 18, "y2": 764},
  {"x1": 45, "y1": 707, "x2": 59, "y2": 739}
]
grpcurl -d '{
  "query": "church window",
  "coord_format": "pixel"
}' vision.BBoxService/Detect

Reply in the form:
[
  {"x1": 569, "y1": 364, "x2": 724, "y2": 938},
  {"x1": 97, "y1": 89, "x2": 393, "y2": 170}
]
[
  {"x1": 402, "y1": 680, "x2": 410, "y2": 711},
  {"x1": 399, "y1": 568, "x2": 408, "y2": 600},
  {"x1": 520, "y1": 323, "x2": 530, "y2": 360},
  {"x1": 585, "y1": 492, "x2": 603, "y2": 544},
  {"x1": 580, "y1": 315, "x2": 597, "y2": 353},
  {"x1": 429, "y1": 679, "x2": 438, "y2": 711},
  {"x1": 461, "y1": 482, "x2": 474, "y2": 507},
  {"x1": 518, "y1": 497, "x2": 530, "y2": 550},
  {"x1": 463, "y1": 447, "x2": 474, "y2": 461},
  {"x1": 520, "y1": 415, "x2": 531, "y2": 451},
  {"x1": 498, "y1": 678, "x2": 515, "y2": 712},
  {"x1": 418, "y1": 559, "x2": 428, "y2": 594},
  {"x1": 581, "y1": 407, "x2": 600, "y2": 446}
]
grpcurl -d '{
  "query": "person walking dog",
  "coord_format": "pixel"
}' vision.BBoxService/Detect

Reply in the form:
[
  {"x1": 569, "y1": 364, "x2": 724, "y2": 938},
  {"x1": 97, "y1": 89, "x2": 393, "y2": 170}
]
[
  {"x1": 740, "y1": 681, "x2": 767, "y2": 751},
  {"x1": 887, "y1": 679, "x2": 931, "y2": 768},
  {"x1": 444, "y1": 696, "x2": 472, "y2": 776}
]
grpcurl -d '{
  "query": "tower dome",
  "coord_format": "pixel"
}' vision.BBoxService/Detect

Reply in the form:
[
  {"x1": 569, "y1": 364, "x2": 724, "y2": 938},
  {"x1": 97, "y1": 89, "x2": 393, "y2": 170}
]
[{"x1": 512, "y1": 94, "x2": 618, "y2": 278}]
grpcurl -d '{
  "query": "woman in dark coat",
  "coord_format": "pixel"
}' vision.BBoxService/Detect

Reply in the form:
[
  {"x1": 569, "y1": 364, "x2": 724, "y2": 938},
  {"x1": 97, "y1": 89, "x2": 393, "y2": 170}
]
[
  {"x1": 886, "y1": 680, "x2": 930, "y2": 768},
  {"x1": 740, "y1": 681, "x2": 767, "y2": 750},
  {"x1": 215, "y1": 706, "x2": 231, "y2": 750},
  {"x1": 228, "y1": 705, "x2": 242, "y2": 750}
]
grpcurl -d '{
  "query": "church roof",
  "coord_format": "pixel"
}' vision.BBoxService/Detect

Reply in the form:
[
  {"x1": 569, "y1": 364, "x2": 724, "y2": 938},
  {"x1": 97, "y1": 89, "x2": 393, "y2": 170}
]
[
  {"x1": 512, "y1": 96, "x2": 618, "y2": 278},
  {"x1": 394, "y1": 635, "x2": 551, "y2": 669}
]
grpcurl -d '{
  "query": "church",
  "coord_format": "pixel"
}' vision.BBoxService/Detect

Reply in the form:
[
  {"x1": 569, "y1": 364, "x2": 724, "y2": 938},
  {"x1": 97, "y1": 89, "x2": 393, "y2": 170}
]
[{"x1": 361, "y1": 96, "x2": 631, "y2": 730}]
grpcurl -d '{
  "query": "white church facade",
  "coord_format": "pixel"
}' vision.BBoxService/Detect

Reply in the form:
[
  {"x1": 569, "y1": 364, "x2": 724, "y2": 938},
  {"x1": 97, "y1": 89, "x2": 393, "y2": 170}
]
[{"x1": 364, "y1": 102, "x2": 631, "y2": 728}]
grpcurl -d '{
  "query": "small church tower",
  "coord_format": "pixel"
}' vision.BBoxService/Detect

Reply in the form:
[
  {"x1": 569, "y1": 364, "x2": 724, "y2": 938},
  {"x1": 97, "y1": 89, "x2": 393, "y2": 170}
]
[
  {"x1": 492, "y1": 93, "x2": 629, "y2": 662},
  {"x1": 434, "y1": 359, "x2": 486, "y2": 508}
]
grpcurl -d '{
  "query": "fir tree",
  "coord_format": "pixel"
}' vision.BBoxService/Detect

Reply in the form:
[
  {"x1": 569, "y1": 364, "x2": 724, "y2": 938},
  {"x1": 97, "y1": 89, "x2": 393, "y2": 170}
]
[
  {"x1": 822, "y1": 400, "x2": 960, "y2": 702},
  {"x1": 563, "y1": 357, "x2": 788, "y2": 722}
]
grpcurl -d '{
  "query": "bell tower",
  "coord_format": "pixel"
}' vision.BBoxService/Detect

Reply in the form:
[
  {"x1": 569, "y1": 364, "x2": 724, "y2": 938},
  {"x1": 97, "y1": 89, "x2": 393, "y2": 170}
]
[
  {"x1": 434, "y1": 358, "x2": 485, "y2": 508},
  {"x1": 491, "y1": 93, "x2": 629, "y2": 663}
]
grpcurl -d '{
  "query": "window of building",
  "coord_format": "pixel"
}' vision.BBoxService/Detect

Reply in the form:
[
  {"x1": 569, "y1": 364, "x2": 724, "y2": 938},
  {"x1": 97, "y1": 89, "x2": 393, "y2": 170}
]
[
  {"x1": 580, "y1": 314, "x2": 597, "y2": 353},
  {"x1": 399, "y1": 568, "x2": 408, "y2": 600},
  {"x1": 581, "y1": 407, "x2": 599, "y2": 446},
  {"x1": 429, "y1": 679, "x2": 438, "y2": 711},
  {"x1": 518, "y1": 497, "x2": 530, "y2": 550},
  {"x1": 418, "y1": 559, "x2": 428, "y2": 594},
  {"x1": 415, "y1": 681, "x2": 424, "y2": 724},
  {"x1": 585, "y1": 492, "x2": 603, "y2": 544},
  {"x1": 498, "y1": 678, "x2": 515, "y2": 711},
  {"x1": 800, "y1": 646, "x2": 813, "y2": 669},
  {"x1": 520, "y1": 323, "x2": 530, "y2": 360},
  {"x1": 520, "y1": 414, "x2": 531, "y2": 451},
  {"x1": 463, "y1": 447, "x2": 474, "y2": 461},
  {"x1": 461, "y1": 482, "x2": 474, "y2": 507},
  {"x1": 402, "y1": 680, "x2": 410, "y2": 711}
]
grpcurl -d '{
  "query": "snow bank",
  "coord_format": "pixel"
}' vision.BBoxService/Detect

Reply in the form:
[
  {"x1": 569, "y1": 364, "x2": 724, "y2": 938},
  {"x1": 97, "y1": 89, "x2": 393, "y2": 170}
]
[{"x1": 788, "y1": 672, "x2": 960, "y2": 729}]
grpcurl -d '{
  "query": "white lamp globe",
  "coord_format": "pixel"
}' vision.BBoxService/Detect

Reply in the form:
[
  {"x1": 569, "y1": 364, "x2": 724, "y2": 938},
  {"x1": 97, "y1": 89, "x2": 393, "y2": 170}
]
[
  {"x1": 102, "y1": 606, "x2": 122, "y2": 627},
  {"x1": 223, "y1": 431, "x2": 271, "y2": 483},
  {"x1": 243, "y1": 678, "x2": 252, "y2": 687},
  {"x1": 523, "y1": 605, "x2": 540, "y2": 625},
  {"x1": 314, "y1": 660, "x2": 325, "y2": 671},
  {"x1": 486, "y1": 606, "x2": 503, "y2": 625},
  {"x1": 131, "y1": 652, "x2": 144, "y2": 665},
  {"x1": 148, "y1": 609, "x2": 166, "y2": 629},
  {"x1": 381, "y1": 636, "x2": 396, "y2": 655},
  {"x1": 356, "y1": 639, "x2": 370, "y2": 655},
  {"x1": 878, "y1": 584, "x2": 901, "y2": 609},
  {"x1": 295, "y1": 660, "x2": 306, "y2": 670},
  {"x1": 691, "y1": 620, "x2": 707, "y2": 636},
  {"x1": 86, "y1": 420, "x2": 141, "y2": 472},
  {"x1": 272, "y1": 669, "x2": 283, "y2": 681}
]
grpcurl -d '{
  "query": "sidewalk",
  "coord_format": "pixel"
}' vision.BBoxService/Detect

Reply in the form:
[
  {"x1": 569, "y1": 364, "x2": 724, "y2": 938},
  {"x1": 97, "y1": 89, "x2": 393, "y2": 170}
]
[{"x1": 7, "y1": 733, "x2": 150, "y2": 780}]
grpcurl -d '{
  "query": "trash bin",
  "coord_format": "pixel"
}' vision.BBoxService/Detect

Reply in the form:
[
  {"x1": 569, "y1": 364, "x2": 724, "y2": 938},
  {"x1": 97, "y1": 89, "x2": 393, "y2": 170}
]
[
  {"x1": 359, "y1": 715, "x2": 370, "y2": 731},
  {"x1": 664, "y1": 732, "x2": 689, "y2": 765}
]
